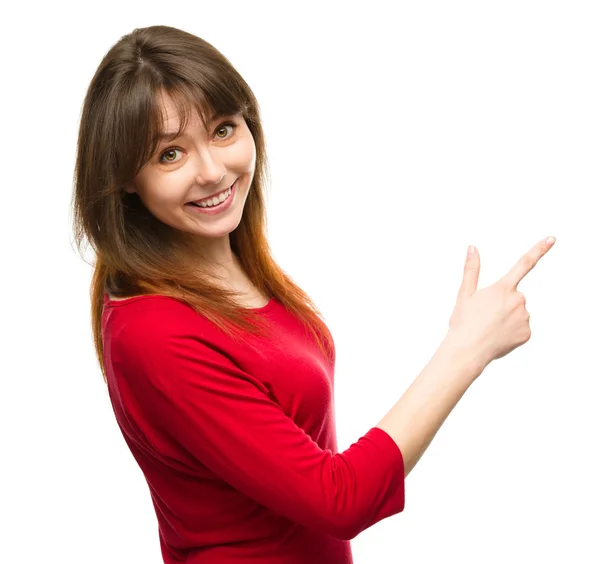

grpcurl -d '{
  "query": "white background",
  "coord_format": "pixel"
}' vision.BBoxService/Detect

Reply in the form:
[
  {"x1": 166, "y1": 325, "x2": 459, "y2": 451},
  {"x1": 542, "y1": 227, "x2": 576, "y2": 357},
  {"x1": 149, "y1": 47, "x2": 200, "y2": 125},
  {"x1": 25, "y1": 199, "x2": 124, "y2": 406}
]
[{"x1": 2, "y1": 1, "x2": 598, "y2": 562}]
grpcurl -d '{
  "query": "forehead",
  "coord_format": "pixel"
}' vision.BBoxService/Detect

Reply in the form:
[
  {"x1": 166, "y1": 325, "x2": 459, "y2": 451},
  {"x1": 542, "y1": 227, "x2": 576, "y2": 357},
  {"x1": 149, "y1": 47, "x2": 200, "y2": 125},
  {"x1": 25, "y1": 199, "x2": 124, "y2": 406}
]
[
  {"x1": 158, "y1": 92, "x2": 210, "y2": 127},
  {"x1": 157, "y1": 92, "x2": 236, "y2": 139}
]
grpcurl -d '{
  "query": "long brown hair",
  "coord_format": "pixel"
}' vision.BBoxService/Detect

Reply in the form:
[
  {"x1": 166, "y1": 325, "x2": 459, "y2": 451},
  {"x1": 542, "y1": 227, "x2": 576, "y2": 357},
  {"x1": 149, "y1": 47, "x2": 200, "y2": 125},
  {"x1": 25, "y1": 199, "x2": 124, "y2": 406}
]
[{"x1": 71, "y1": 25, "x2": 334, "y2": 383}]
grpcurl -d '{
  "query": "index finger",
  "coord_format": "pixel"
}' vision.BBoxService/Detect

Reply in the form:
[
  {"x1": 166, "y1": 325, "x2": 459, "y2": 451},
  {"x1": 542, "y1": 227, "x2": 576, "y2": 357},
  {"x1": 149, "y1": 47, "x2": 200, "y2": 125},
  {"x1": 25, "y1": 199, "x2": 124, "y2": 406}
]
[{"x1": 501, "y1": 236, "x2": 556, "y2": 290}]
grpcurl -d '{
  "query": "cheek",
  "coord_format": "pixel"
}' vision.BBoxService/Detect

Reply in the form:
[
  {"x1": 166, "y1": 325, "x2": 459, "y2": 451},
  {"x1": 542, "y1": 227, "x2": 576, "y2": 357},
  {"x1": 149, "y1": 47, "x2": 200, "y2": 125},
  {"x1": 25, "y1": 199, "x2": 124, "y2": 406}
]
[
  {"x1": 147, "y1": 177, "x2": 185, "y2": 205},
  {"x1": 235, "y1": 134, "x2": 256, "y2": 169},
  {"x1": 134, "y1": 189, "x2": 177, "y2": 220}
]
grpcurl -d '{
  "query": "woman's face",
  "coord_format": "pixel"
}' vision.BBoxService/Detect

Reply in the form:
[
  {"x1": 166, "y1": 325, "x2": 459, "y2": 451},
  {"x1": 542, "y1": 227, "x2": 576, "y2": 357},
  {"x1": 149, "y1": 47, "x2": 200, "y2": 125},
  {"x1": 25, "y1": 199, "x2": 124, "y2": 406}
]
[{"x1": 125, "y1": 92, "x2": 256, "y2": 242}]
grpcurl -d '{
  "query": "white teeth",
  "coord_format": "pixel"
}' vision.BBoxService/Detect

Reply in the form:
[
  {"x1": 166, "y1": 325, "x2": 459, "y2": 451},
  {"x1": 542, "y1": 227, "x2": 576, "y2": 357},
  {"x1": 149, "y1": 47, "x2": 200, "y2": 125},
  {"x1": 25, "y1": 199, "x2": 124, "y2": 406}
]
[{"x1": 197, "y1": 186, "x2": 231, "y2": 208}]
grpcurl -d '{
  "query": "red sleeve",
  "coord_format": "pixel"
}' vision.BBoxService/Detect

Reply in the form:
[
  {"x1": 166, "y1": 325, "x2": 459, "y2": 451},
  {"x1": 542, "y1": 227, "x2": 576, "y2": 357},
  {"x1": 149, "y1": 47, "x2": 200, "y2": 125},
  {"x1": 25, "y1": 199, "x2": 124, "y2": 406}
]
[{"x1": 112, "y1": 307, "x2": 405, "y2": 541}]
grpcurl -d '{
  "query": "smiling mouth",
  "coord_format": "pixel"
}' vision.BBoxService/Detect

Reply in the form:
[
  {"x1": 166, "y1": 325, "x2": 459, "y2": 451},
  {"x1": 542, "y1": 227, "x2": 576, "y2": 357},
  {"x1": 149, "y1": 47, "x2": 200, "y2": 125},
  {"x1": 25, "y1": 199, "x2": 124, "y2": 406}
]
[{"x1": 187, "y1": 180, "x2": 236, "y2": 208}]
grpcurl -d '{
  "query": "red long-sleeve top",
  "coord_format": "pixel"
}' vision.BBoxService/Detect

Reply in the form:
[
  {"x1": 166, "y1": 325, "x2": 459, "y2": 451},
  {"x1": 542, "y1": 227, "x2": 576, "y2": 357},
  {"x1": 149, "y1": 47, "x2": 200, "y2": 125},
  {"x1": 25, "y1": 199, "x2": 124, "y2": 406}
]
[{"x1": 102, "y1": 292, "x2": 405, "y2": 563}]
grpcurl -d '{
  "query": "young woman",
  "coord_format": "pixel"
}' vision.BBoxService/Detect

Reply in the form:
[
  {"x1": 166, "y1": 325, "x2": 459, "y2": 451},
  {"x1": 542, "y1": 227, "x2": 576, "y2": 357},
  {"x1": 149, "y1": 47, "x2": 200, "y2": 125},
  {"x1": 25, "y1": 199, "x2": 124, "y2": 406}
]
[{"x1": 71, "y1": 25, "x2": 555, "y2": 564}]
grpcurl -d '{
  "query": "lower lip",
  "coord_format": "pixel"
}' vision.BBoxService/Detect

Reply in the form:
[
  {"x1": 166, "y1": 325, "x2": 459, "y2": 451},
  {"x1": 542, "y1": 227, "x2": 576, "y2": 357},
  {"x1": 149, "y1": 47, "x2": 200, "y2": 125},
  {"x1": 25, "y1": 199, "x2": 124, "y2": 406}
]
[{"x1": 186, "y1": 180, "x2": 237, "y2": 215}]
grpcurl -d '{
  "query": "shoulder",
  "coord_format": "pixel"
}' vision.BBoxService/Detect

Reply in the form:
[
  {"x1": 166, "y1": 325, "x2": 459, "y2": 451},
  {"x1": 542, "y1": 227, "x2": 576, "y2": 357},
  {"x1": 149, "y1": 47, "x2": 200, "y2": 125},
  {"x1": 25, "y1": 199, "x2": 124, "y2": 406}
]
[{"x1": 106, "y1": 295, "x2": 218, "y2": 352}]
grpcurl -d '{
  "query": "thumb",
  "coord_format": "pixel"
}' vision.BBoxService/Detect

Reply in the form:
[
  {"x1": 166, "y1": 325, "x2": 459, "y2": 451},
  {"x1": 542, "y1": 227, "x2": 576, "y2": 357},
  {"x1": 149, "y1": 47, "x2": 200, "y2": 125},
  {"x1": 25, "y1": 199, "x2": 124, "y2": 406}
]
[{"x1": 457, "y1": 245, "x2": 480, "y2": 302}]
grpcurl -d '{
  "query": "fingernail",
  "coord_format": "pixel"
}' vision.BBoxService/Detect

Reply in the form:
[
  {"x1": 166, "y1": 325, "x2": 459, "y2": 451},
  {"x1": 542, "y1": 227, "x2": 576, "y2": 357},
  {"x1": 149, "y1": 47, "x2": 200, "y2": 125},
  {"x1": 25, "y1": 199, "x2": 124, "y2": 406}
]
[
  {"x1": 468, "y1": 245, "x2": 476, "y2": 257},
  {"x1": 546, "y1": 236, "x2": 556, "y2": 245}
]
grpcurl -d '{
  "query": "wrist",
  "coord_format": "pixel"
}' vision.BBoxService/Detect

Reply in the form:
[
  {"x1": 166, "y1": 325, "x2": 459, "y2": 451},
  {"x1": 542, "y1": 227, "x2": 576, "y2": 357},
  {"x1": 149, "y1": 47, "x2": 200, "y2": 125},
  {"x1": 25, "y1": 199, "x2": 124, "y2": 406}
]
[{"x1": 437, "y1": 335, "x2": 489, "y2": 383}]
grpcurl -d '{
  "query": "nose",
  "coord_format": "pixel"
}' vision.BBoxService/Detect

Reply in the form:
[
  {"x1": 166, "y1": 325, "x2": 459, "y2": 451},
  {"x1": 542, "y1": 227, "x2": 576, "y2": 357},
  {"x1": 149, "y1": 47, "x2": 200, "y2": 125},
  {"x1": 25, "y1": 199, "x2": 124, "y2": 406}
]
[{"x1": 194, "y1": 150, "x2": 227, "y2": 187}]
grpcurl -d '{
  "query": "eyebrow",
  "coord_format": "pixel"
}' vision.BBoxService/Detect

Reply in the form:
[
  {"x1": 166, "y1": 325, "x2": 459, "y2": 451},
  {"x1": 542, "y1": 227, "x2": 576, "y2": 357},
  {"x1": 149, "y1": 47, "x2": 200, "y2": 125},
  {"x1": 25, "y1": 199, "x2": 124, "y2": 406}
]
[{"x1": 158, "y1": 111, "x2": 233, "y2": 141}]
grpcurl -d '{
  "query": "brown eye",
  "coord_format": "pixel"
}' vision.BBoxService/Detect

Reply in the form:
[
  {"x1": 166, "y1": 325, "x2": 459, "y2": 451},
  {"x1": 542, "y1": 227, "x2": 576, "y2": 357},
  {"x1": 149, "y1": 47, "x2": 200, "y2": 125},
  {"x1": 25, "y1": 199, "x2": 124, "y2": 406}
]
[
  {"x1": 159, "y1": 148, "x2": 182, "y2": 163},
  {"x1": 215, "y1": 122, "x2": 237, "y2": 139}
]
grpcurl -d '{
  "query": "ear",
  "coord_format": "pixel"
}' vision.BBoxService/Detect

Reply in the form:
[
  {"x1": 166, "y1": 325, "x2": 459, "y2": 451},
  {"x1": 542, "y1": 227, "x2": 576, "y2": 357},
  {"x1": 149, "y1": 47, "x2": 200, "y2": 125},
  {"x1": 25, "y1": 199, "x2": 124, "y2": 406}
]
[{"x1": 123, "y1": 182, "x2": 136, "y2": 194}]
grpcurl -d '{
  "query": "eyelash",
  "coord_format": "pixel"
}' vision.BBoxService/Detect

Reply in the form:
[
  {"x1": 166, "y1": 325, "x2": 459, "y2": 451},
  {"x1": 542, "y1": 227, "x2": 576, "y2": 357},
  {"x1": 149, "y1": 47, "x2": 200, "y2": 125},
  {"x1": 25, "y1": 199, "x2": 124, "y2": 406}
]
[{"x1": 158, "y1": 121, "x2": 238, "y2": 164}]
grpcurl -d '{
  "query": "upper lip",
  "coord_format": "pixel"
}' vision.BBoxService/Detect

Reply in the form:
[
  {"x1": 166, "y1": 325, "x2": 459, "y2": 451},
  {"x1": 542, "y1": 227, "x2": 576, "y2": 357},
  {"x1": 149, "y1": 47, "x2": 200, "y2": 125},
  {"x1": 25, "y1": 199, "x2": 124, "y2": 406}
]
[{"x1": 187, "y1": 180, "x2": 236, "y2": 204}]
